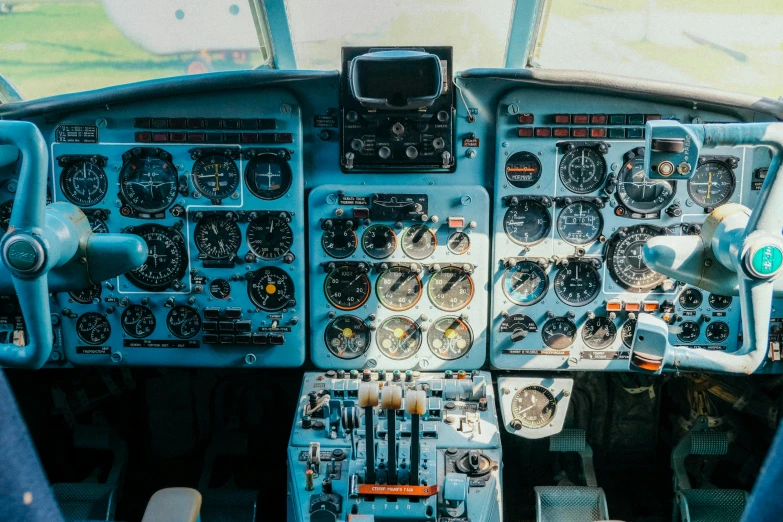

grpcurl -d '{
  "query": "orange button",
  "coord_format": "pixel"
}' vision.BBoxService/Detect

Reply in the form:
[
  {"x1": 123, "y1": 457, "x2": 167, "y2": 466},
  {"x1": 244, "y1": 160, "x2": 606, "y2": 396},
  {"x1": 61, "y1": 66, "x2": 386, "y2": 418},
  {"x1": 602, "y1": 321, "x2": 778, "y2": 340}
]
[
  {"x1": 606, "y1": 299, "x2": 622, "y2": 312},
  {"x1": 643, "y1": 301, "x2": 659, "y2": 312},
  {"x1": 448, "y1": 216, "x2": 465, "y2": 228},
  {"x1": 625, "y1": 301, "x2": 641, "y2": 312}
]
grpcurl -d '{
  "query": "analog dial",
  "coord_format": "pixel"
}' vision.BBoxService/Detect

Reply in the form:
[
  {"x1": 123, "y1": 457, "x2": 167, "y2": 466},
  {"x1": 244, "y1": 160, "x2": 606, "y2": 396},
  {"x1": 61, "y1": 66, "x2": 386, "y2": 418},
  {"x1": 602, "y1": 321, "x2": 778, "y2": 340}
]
[
  {"x1": 209, "y1": 279, "x2": 231, "y2": 300},
  {"x1": 194, "y1": 214, "x2": 241, "y2": 260},
  {"x1": 428, "y1": 316, "x2": 473, "y2": 360},
  {"x1": 553, "y1": 260, "x2": 601, "y2": 306},
  {"x1": 708, "y1": 294, "x2": 732, "y2": 310},
  {"x1": 361, "y1": 224, "x2": 397, "y2": 259},
  {"x1": 248, "y1": 266, "x2": 294, "y2": 311},
  {"x1": 616, "y1": 155, "x2": 675, "y2": 214},
  {"x1": 688, "y1": 160, "x2": 736, "y2": 208},
  {"x1": 556, "y1": 201, "x2": 603, "y2": 245},
  {"x1": 376, "y1": 316, "x2": 422, "y2": 360},
  {"x1": 502, "y1": 261, "x2": 548, "y2": 306},
  {"x1": 166, "y1": 305, "x2": 202, "y2": 339},
  {"x1": 324, "y1": 265, "x2": 371, "y2": 311},
  {"x1": 376, "y1": 265, "x2": 422, "y2": 311},
  {"x1": 121, "y1": 305, "x2": 156, "y2": 338},
  {"x1": 401, "y1": 225, "x2": 437, "y2": 260},
  {"x1": 427, "y1": 266, "x2": 474, "y2": 312},
  {"x1": 191, "y1": 153, "x2": 240, "y2": 200},
  {"x1": 119, "y1": 153, "x2": 178, "y2": 213},
  {"x1": 606, "y1": 225, "x2": 669, "y2": 292},
  {"x1": 511, "y1": 385, "x2": 556, "y2": 428},
  {"x1": 321, "y1": 220, "x2": 357, "y2": 259},
  {"x1": 125, "y1": 225, "x2": 188, "y2": 291},
  {"x1": 679, "y1": 288, "x2": 703, "y2": 310},
  {"x1": 246, "y1": 214, "x2": 293, "y2": 260},
  {"x1": 559, "y1": 147, "x2": 606, "y2": 193},
  {"x1": 88, "y1": 216, "x2": 109, "y2": 234},
  {"x1": 705, "y1": 321, "x2": 730, "y2": 344},
  {"x1": 76, "y1": 313, "x2": 111, "y2": 345},
  {"x1": 244, "y1": 153, "x2": 292, "y2": 200},
  {"x1": 0, "y1": 200, "x2": 13, "y2": 230},
  {"x1": 677, "y1": 321, "x2": 700, "y2": 343},
  {"x1": 505, "y1": 151, "x2": 542, "y2": 189},
  {"x1": 60, "y1": 160, "x2": 108, "y2": 206},
  {"x1": 541, "y1": 317, "x2": 577, "y2": 350},
  {"x1": 68, "y1": 284, "x2": 102, "y2": 305},
  {"x1": 504, "y1": 201, "x2": 551, "y2": 245},
  {"x1": 621, "y1": 319, "x2": 637, "y2": 349},
  {"x1": 447, "y1": 231, "x2": 471, "y2": 255},
  {"x1": 582, "y1": 316, "x2": 617, "y2": 349},
  {"x1": 325, "y1": 315, "x2": 370, "y2": 359}
]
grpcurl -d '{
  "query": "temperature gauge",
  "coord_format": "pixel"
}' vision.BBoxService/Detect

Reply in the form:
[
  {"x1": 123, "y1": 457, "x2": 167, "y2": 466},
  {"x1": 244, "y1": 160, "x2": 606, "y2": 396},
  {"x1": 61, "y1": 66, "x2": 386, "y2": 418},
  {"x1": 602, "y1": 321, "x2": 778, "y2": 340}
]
[
  {"x1": 376, "y1": 316, "x2": 421, "y2": 360},
  {"x1": 121, "y1": 305, "x2": 156, "y2": 338},
  {"x1": 361, "y1": 224, "x2": 397, "y2": 259},
  {"x1": 401, "y1": 225, "x2": 437, "y2": 260},
  {"x1": 582, "y1": 316, "x2": 617, "y2": 350},
  {"x1": 447, "y1": 231, "x2": 471, "y2": 255},
  {"x1": 324, "y1": 315, "x2": 370, "y2": 359},
  {"x1": 428, "y1": 316, "x2": 473, "y2": 360},
  {"x1": 541, "y1": 317, "x2": 577, "y2": 350},
  {"x1": 321, "y1": 220, "x2": 357, "y2": 259},
  {"x1": 166, "y1": 305, "x2": 202, "y2": 339}
]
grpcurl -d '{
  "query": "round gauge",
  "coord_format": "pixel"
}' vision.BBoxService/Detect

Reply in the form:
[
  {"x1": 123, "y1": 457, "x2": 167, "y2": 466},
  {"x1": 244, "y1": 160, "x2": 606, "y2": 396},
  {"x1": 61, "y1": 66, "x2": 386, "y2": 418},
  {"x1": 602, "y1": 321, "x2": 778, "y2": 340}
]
[
  {"x1": 68, "y1": 284, "x2": 102, "y2": 305},
  {"x1": 427, "y1": 266, "x2": 474, "y2": 312},
  {"x1": 447, "y1": 232, "x2": 471, "y2": 255},
  {"x1": 209, "y1": 279, "x2": 231, "y2": 300},
  {"x1": 125, "y1": 224, "x2": 188, "y2": 291},
  {"x1": 361, "y1": 224, "x2": 397, "y2": 259},
  {"x1": 502, "y1": 261, "x2": 548, "y2": 306},
  {"x1": 191, "y1": 153, "x2": 240, "y2": 200},
  {"x1": 376, "y1": 316, "x2": 422, "y2": 360},
  {"x1": 324, "y1": 266, "x2": 371, "y2": 311},
  {"x1": 705, "y1": 321, "x2": 730, "y2": 344},
  {"x1": 121, "y1": 305, "x2": 156, "y2": 338},
  {"x1": 679, "y1": 288, "x2": 703, "y2": 310},
  {"x1": 503, "y1": 201, "x2": 552, "y2": 245},
  {"x1": 401, "y1": 225, "x2": 437, "y2": 260},
  {"x1": 616, "y1": 155, "x2": 676, "y2": 214},
  {"x1": 244, "y1": 153, "x2": 292, "y2": 200},
  {"x1": 541, "y1": 317, "x2": 577, "y2": 350},
  {"x1": 321, "y1": 221, "x2": 357, "y2": 259},
  {"x1": 621, "y1": 319, "x2": 637, "y2": 349},
  {"x1": 511, "y1": 385, "x2": 557, "y2": 429},
  {"x1": 606, "y1": 225, "x2": 670, "y2": 292},
  {"x1": 194, "y1": 214, "x2": 241, "y2": 260},
  {"x1": 559, "y1": 147, "x2": 607, "y2": 194},
  {"x1": 60, "y1": 160, "x2": 108, "y2": 207},
  {"x1": 688, "y1": 160, "x2": 736, "y2": 208},
  {"x1": 376, "y1": 265, "x2": 422, "y2": 311},
  {"x1": 246, "y1": 214, "x2": 293, "y2": 260},
  {"x1": 499, "y1": 314, "x2": 538, "y2": 338},
  {"x1": 0, "y1": 200, "x2": 13, "y2": 230},
  {"x1": 505, "y1": 151, "x2": 542, "y2": 189},
  {"x1": 166, "y1": 305, "x2": 202, "y2": 339},
  {"x1": 708, "y1": 294, "x2": 732, "y2": 310},
  {"x1": 76, "y1": 313, "x2": 111, "y2": 345},
  {"x1": 325, "y1": 315, "x2": 370, "y2": 359},
  {"x1": 582, "y1": 316, "x2": 617, "y2": 349},
  {"x1": 556, "y1": 201, "x2": 603, "y2": 245},
  {"x1": 677, "y1": 321, "x2": 700, "y2": 343},
  {"x1": 119, "y1": 153, "x2": 178, "y2": 213},
  {"x1": 88, "y1": 216, "x2": 109, "y2": 234},
  {"x1": 248, "y1": 266, "x2": 295, "y2": 311},
  {"x1": 428, "y1": 316, "x2": 473, "y2": 360},
  {"x1": 553, "y1": 261, "x2": 601, "y2": 307}
]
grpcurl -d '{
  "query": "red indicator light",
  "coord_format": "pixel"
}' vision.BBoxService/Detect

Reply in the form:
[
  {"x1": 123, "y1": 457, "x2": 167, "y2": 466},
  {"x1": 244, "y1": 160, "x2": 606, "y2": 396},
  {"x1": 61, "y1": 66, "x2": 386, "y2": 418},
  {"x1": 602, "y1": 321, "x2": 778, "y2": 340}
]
[
  {"x1": 572, "y1": 114, "x2": 589, "y2": 124},
  {"x1": 135, "y1": 132, "x2": 151, "y2": 142},
  {"x1": 241, "y1": 133, "x2": 259, "y2": 143},
  {"x1": 518, "y1": 127, "x2": 534, "y2": 138},
  {"x1": 590, "y1": 114, "x2": 608, "y2": 124},
  {"x1": 553, "y1": 128, "x2": 569, "y2": 137},
  {"x1": 553, "y1": 114, "x2": 570, "y2": 124},
  {"x1": 534, "y1": 127, "x2": 552, "y2": 137},
  {"x1": 169, "y1": 132, "x2": 186, "y2": 142},
  {"x1": 517, "y1": 113, "x2": 535, "y2": 124},
  {"x1": 590, "y1": 128, "x2": 607, "y2": 138},
  {"x1": 152, "y1": 132, "x2": 168, "y2": 142},
  {"x1": 571, "y1": 128, "x2": 588, "y2": 138},
  {"x1": 187, "y1": 133, "x2": 206, "y2": 142}
]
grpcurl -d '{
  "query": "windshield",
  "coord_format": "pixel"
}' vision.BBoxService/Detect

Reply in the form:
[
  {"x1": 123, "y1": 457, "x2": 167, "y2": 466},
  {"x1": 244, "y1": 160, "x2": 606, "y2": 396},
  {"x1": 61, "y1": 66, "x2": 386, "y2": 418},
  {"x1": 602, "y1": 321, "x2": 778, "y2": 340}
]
[{"x1": 534, "y1": 0, "x2": 783, "y2": 98}]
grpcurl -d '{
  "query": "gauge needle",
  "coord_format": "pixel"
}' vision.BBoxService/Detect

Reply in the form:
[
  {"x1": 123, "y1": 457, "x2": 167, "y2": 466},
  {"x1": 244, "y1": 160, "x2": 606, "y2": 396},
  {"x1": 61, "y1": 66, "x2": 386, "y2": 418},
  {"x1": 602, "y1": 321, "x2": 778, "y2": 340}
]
[
  {"x1": 517, "y1": 404, "x2": 536, "y2": 414},
  {"x1": 707, "y1": 172, "x2": 712, "y2": 200}
]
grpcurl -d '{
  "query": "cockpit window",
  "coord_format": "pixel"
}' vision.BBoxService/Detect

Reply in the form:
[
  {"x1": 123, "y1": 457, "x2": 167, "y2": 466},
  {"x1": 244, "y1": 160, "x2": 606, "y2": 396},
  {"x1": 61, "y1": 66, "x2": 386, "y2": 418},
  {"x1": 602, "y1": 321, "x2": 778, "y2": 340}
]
[
  {"x1": 533, "y1": 0, "x2": 783, "y2": 98},
  {"x1": 284, "y1": 0, "x2": 515, "y2": 71}
]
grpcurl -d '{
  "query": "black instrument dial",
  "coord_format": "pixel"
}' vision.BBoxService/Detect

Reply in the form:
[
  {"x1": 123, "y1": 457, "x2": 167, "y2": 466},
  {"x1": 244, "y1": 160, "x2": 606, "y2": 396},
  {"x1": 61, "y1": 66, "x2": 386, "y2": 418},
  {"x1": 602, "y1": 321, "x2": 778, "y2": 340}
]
[
  {"x1": 361, "y1": 224, "x2": 397, "y2": 259},
  {"x1": 511, "y1": 385, "x2": 557, "y2": 428},
  {"x1": 428, "y1": 266, "x2": 474, "y2": 311},
  {"x1": 68, "y1": 283, "x2": 102, "y2": 305},
  {"x1": 321, "y1": 220, "x2": 357, "y2": 259},
  {"x1": 556, "y1": 201, "x2": 603, "y2": 245},
  {"x1": 324, "y1": 266, "x2": 371, "y2": 311},
  {"x1": 246, "y1": 214, "x2": 293, "y2": 260},
  {"x1": 88, "y1": 215, "x2": 109, "y2": 234},
  {"x1": 244, "y1": 153, "x2": 292, "y2": 200},
  {"x1": 554, "y1": 260, "x2": 601, "y2": 306},
  {"x1": 499, "y1": 314, "x2": 538, "y2": 338},
  {"x1": 325, "y1": 315, "x2": 370, "y2": 359},
  {"x1": 606, "y1": 225, "x2": 670, "y2": 292},
  {"x1": 60, "y1": 160, "x2": 108, "y2": 207},
  {"x1": 447, "y1": 232, "x2": 471, "y2": 255},
  {"x1": 705, "y1": 321, "x2": 730, "y2": 344},
  {"x1": 559, "y1": 147, "x2": 606, "y2": 194},
  {"x1": 541, "y1": 317, "x2": 577, "y2": 349},
  {"x1": 194, "y1": 214, "x2": 241, "y2": 260},
  {"x1": 125, "y1": 224, "x2": 188, "y2": 291},
  {"x1": 191, "y1": 153, "x2": 240, "y2": 200},
  {"x1": 248, "y1": 266, "x2": 294, "y2": 311},
  {"x1": 0, "y1": 200, "x2": 13, "y2": 230},
  {"x1": 505, "y1": 151, "x2": 542, "y2": 189},
  {"x1": 502, "y1": 261, "x2": 548, "y2": 305},
  {"x1": 688, "y1": 160, "x2": 736, "y2": 208},
  {"x1": 166, "y1": 305, "x2": 202, "y2": 339},
  {"x1": 616, "y1": 155, "x2": 675, "y2": 214},
  {"x1": 679, "y1": 288, "x2": 703, "y2": 310},
  {"x1": 209, "y1": 279, "x2": 231, "y2": 300},
  {"x1": 677, "y1": 321, "x2": 700, "y2": 343},
  {"x1": 76, "y1": 313, "x2": 111, "y2": 345},
  {"x1": 401, "y1": 225, "x2": 437, "y2": 260},
  {"x1": 376, "y1": 316, "x2": 422, "y2": 360},
  {"x1": 428, "y1": 316, "x2": 473, "y2": 360},
  {"x1": 376, "y1": 265, "x2": 422, "y2": 311},
  {"x1": 121, "y1": 305, "x2": 156, "y2": 338},
  {"x1": 504, "y1": 200, "x2": 552, "y2": 245},
  {"x1": 582, "y1": 316, "x2": 617, "y2": 349},
  {"x1": 119, "y1": 152, "x2": 178, "y2": 213},
  {"x1": 708, "y1": 294, "x2": 732, "y2": 310},
  {"x1": 621, "y1": 319, "x2": 637, "y2": 349}
]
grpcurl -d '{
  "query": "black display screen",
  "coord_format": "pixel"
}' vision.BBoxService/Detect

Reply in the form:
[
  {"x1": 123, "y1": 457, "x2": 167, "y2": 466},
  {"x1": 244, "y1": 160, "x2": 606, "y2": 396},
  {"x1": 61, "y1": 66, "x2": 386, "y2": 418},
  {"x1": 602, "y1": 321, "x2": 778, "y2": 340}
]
[{"x1": 354, "y1": 59, "x2": 440, "y2": 107}]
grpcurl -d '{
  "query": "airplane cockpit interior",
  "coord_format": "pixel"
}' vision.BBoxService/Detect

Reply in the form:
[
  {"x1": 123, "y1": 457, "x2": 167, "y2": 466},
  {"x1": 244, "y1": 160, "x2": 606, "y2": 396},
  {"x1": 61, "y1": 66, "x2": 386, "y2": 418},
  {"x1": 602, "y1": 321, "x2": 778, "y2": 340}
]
[{"x1": 2, "y1": 1, "x2": 783, "y2": 520}]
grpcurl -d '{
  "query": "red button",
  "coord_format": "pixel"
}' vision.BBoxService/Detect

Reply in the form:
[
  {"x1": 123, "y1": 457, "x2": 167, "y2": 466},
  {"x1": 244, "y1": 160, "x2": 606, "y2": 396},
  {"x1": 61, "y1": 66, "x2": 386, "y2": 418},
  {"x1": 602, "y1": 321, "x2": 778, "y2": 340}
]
[
  {"x1": 553, "y1": 127, "x2": 569, "y2": 137},
  {"x1": 169, "y1": 132, "x2": 186, "y2": 142},
  {"x1": 590, "y1": 128, "x2": 607, "y2": 138},
  {"x1": 553, "y1": 114, "x2": 570, "y2": 124},
  {"x1": 241, "y1": 133, "x2": 259, "y2": 143},
  {"x1": 590, "y1": 114, "x2": 607, "y2": 124},
  {"x1": 534, "y1": 127, "x2": 552, "y2": 137},
  {"x1": 571, "y1": 128, "x2": 588, "y2": 138},
  {"x1": 135, "y1": 132, "x2": 151, "y2": 142},
  {"x1": 187, "y1": 132, "x2": 205, "y2": 142},
  {"x1": 517, "y1": 113, "x2": 534, "y2": 124},
  {"x1": 152, "y1": 132, "x2": 168, "y2": 142},
  {"x1": 572, "y1": 114, "x2": 589, "y2": 124},
  {"x1": 518, "y1": 127, "x2": 534, "y2": 138}
]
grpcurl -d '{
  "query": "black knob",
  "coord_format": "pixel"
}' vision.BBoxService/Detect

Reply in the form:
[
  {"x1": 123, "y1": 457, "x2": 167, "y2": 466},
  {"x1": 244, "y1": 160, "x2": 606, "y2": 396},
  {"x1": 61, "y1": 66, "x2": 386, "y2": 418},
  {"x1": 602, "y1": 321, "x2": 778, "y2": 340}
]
[
  {"x1": 322, "y1": 219, "x2": 333, "y2": 230},
  {"x1": 346, "y1": 111, "x2": 359, "y2": 123},
  {"x1": 283, "y1": 252, "x2": 295, "y2": 264},
  {"x1": 666, "y1": 205, "x2": 682, "y2": 218}
]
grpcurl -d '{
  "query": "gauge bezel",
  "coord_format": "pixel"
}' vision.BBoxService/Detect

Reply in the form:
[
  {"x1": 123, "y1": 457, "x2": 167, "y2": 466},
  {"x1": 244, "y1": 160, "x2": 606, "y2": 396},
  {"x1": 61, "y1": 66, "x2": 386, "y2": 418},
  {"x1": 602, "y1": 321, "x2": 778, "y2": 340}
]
[
  {"x1": 125, "y1": 224, "x2": 188, "y2": 292},
  {"x1": 324, "y1": 315, "x2": 370, "y2": 359},
  {"x1": 708, "y1": 294, "x2": 732, "y2": 310},
  {"x1": 705, "y1": 321, "x2": 730, "y2": 344},
  {"x1": 376, "y1": 265, "x2": 422, "y2": 311},
  {"x1": 121, "y1": 305, "x2": 156, "y2": 339},
  {"x1": 428, "y1": 316, "x2": 473, "y2": 360},
  {"x1": 243, "y1": 151, "x2": 293, "y2": 200},
  {"x1": 191, "y1": 151, "x2": 241, "y2": 200},
  {"x1": 505, "y1": 151, "x2": 542, "y2": 189},
  {"x1": 375, "y1": 316, "x2": 422, "y2": 360},
  {"x1": 555, "y1": 200, "x2": 603, "y2": 246},
  {"x1": 687, "y1": 159, "x2": 737, "y2": 208},
  {"x1": 511, "y1": 385, "x2": 557, "y2": 429},
  {"x1": 581, "y1": 316, "x2": 617, "y2": 350},
  {"x1": 615, "y1": 151, "x2": 676, "y2": 214},
  {"x1": 503, "y1": 200, "x2": 552, "y2": 246},
  {"x1": 558, "y1": 146, "x2": 607, "y2": 194},
  {"x1": 118, "y1": 148, "x2": 178, "y2": 214},
  {"x1": 606, "y1": 224, "x2": 670, "y2": 292},
  {"x1": 68, "y1": 284, "x2": 102, "y2": 305},
  {"x1": 502, "y1": 261, "x2": 549, "y2": 306},
  {"x1": 324, "y1": 265, "x2": 372, "y2": 311},
  {"x1": 361, "y1": 224, "x2": 398, "y2": 259},
  {"x1": 621, "y1": 319, "x2": 637, "y2": 349},
  {"x1": 60, "y1": 159, "x2": 109, "y2": 207},
  {"x1": 194, "y1": 213, "x2": 242, "y2": 260},
  {"x1": 427, "y1": 266, "x2": 475, "y2": 312},
  {"x1": 246, "y1": 213, "x2": 294, "y2": 260},
  {"x1": 678, "y1": 288, "x2": 704, "y2": 310},
  {"x1": 166, "y1": 305, "x2": 202, "y2": 339},
  {"x1": 553, "y1": 260, "x2": 601, "y2": 307},
  {"x1": 248, "y1": 265, "x2": 295, "y2": 311},
  {"x1": 446, "y1": 231, "x2": 471, "y2": 255},
  {"x1": 541, "y1": 316, "x2": 577, "y2": 350},
  {"x1": 401, "y1": 225, "x2": 437, "y2": 260},
  {"x1": 76, "y1": 312, "x2": 111, "y2": 345},
  {"x1": 321, "y1": 220, "x2": 358, "y2": 259},
  {"x1": 677, "y1": 321, "x2": 700, "y2": 343}
]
